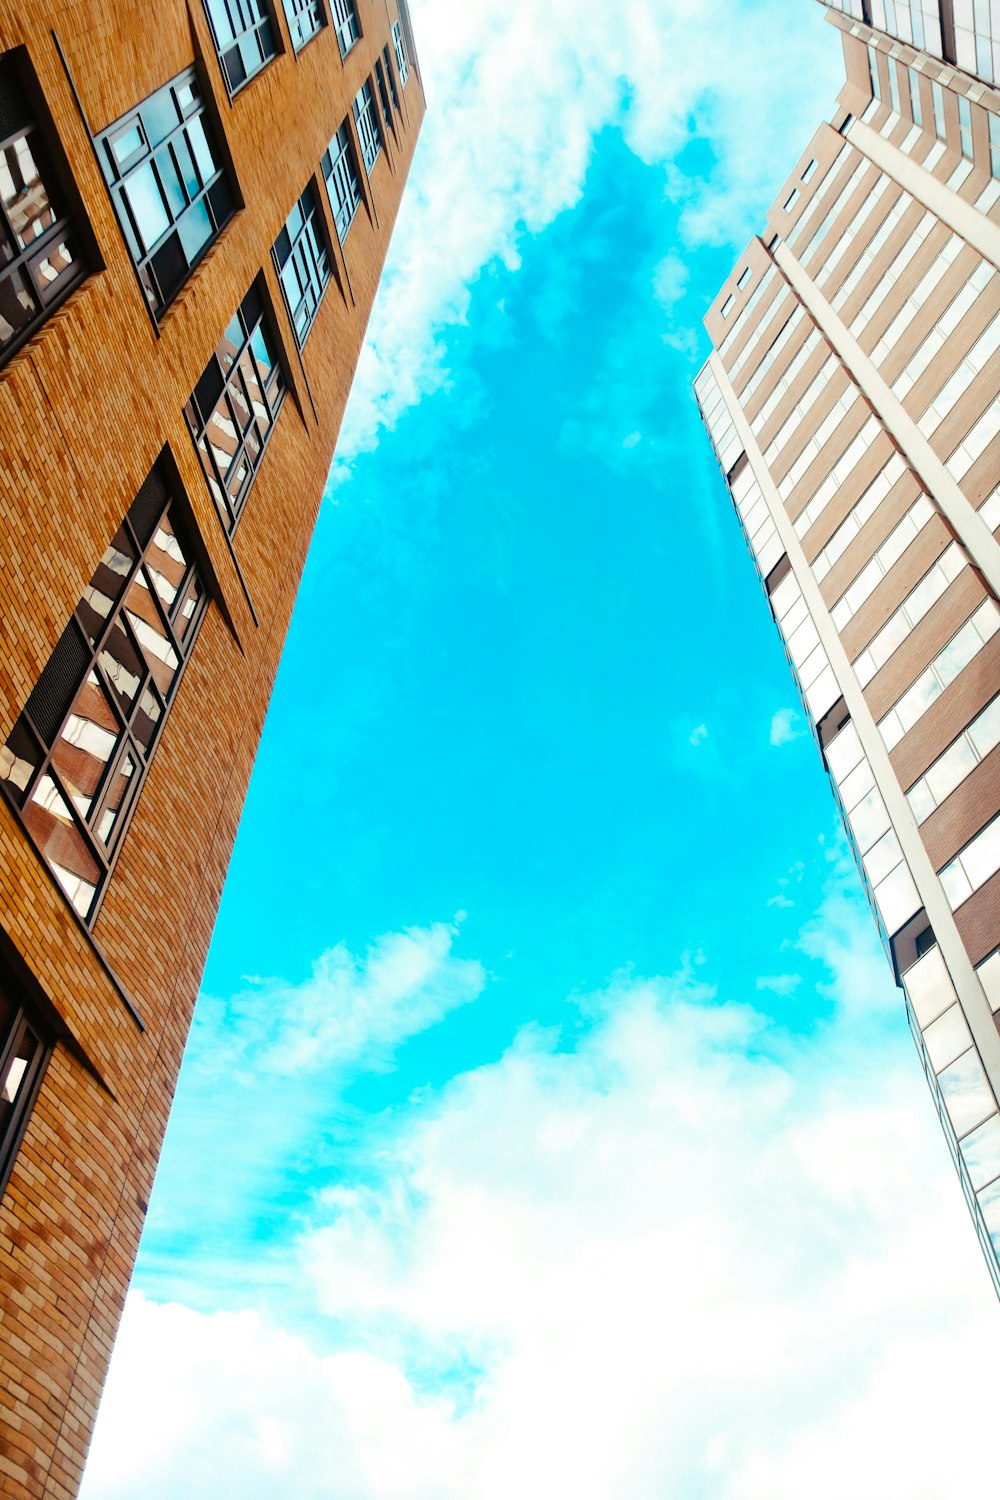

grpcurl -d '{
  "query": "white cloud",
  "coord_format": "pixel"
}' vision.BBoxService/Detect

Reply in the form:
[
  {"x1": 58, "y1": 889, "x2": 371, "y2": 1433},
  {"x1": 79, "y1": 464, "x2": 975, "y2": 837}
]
[
  {"x1": 334, "y1": 0, "x2": 842, "y2": 471},
  {"x1": 757, "y1": 972, "x2": 800, "y2": 996},
  {"x1": 689, "y1": 721, "x2": 709, "y2": 746},
  {"x1": 82, "y1": 896, "x2": 1000, "y2": 1500},
  {"x1": 770, "y1": 706, "x2": 806, "y2": 746},
  {"x1": 203, "y1": 920, "x2": 484, "y2": 1077}
]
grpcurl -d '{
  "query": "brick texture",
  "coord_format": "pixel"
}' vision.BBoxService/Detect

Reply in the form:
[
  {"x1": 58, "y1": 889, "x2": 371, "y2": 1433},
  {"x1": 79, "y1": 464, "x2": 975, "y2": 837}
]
[{"x1": 0, "y1": 3, "x2": 424, "y2": 1495}]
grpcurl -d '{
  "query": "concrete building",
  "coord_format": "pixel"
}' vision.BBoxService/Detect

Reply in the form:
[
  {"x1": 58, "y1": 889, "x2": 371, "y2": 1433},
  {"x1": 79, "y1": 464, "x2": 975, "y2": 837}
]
[
  {"x1": 0, "y1": 2, "x2": 422, "y2": 1494},
  {"x1": 696, "y1": 1, "x2": 1000, "y2": 1293}
]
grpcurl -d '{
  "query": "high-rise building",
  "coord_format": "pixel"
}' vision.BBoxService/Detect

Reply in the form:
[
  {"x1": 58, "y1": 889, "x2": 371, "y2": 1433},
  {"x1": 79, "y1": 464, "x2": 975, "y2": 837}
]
[
  {"x1": 0, "y1": 3, "x2": 422, "y2": 1495},
  {"x1": 696, "y1": 0, "x2": 1000, "y2": 1293}
]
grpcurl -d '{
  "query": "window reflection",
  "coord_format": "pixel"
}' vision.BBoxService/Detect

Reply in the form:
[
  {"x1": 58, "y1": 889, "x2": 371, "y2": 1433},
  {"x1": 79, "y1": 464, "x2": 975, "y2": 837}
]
[{"x1": 0, "y1": 468, "x2": 208, "y2": 924}]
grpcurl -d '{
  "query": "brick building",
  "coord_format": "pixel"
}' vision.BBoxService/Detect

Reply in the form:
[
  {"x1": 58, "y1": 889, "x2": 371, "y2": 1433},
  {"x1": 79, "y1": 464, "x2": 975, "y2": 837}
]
[
  {"x1": 0, "y1": 1, "x2": 423, "y2": 1493},
  {"x1": 696, "y1": 0, "x2": 1000, "y2": 1292}
]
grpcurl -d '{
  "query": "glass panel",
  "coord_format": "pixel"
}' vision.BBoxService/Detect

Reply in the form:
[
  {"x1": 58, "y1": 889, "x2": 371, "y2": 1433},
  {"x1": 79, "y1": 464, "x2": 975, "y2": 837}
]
[
  {"x1": 0, "y1": 134, "x2": 55, "y2": 249},
  {"x1": 125, "y1": 573, "x2": 179, "y2": 698},
  {"x1": 229, "y1": 376, "x2": 252, "y2": 433},
  {"x1": 133, "y1": 685, "x2": 162, "y2": 756},
  {"x1": 111, "y1": 123, "x2": 144, "y2": 167},
  {"x1": 185, "y1": 116, "x2": 218, "y2": 185},
  {"x1": 96, "y1": 750, "x2": 136, "y2": 845},
  {"x1": 24, "y1": 774, "x2": 100, "y2": 918},
  {"x1": 33, "y1": 239, "x2": 78, "y2": 298},
  {"x1": 923, "y1": 1002, "x2": 973, "y2": 1073},
  {"x1": 126, "y1": 162, "x2": 171, "y2": 252},
  {"x1": 176, "y1": 198, "x2": 213, "y2": 265},
  {"x1": 0, "y1": 722, "x2": 41, "y2": 803},
  {"x1": 0, "y1": 265, "x2": 39, "y2": 348},
  {"x1": 978, "y1": 1176, "x2": 1000, "y2": 1254},
  {"x1": 962, "y1": 1113, "x2": 1000, "y2": 1192},
  {"x1": 50, "y1": 671, "x2": 120, "y2": 822},
  {"x1": 938, "y1": 1047, "x2": 997, "y2": 1138},
  {"x1": 173, "y1": 575, "x2": 203, "y2": 646},
  {"x1": 98, "y1": 616, "x2": 146, "y2": 719},
  {"x1": 0, "y1": 1022, "x2": 37, "y2": 1111},
  {"x1": 79, "y1": 527, "x2": 136, "y2": 644}
]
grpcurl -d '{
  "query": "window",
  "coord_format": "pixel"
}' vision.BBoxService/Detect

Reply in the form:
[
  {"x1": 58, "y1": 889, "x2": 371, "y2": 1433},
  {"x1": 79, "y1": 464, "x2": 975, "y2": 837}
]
[
  {"x1": 185, "y1": 278, "x2": 286, "y2": 531},
  {"x1": 888, "y1": 60, "x2": 901, "y2": 115},
  {"x1": 97, "y1": 70, "x2": 236, "y2": 318},
  {"x1": 991, "y1": 112, "x2": 1000, "y2": 179},
  {"x1": 204, "y1": 0, "x2": 279, "y2": 94},
  {"x1": 382, "y1": 46, "x2": 400, "y2": 114},
  {"x1": 958, "y1": 95, "x2": 973, "y2": 160},
  {"x1": 281, "y1": 0, "x2": 326, "y2": 50},
  {"x1": 374, "y1": 58, "x2": 394, "y2": 136},
  {"x1": 331, "y1": 0, "x2": 360, "y2": 58},
  {"x1": 0, "y1": 465, "x2": 207, "y2": 924},
  {"x1": 0, "y1": 984, "x2": 49, "y2": 1197},
  {"x1": 931, "y1": 80, "x2": 946, "y2": 140},
  {"x1": 0, "y1": 51, "x2": 86, "y2": 367},
  {"x1": 802, "y1": 159, "x2": 817, "y2": 182},
  {"x1": 784, "y1": 188, "x2": 800, "y2": 212},
  {"x1": 272, "y1": 181, "x2": 330, "y2": 346},
  {"x1": 353, "y1": 80, "x2": 382, "y2": 172},
  {"x1": 908, "y1": 67, "x2": 923, "y2": 126},
  {"x1": 868, "y1": 44, "x2": 881, "y2": 101},
  {"x1": 392, "y1": 19, "x2": 409, "y2": 86},
  {"x1": 322, "y1": 122, "x2": 361, "y2": 242}
]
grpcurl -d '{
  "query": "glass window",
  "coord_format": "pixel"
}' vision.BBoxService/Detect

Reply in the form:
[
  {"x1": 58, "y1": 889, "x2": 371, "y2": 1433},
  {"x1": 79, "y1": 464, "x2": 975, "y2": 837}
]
[
  {"x1": 0, "y1": 51, "x2": 86, "y2": 367},
  {"x1": 868, "y1": 44, "x2": 881, "y2": 101},
  {"x1": 381, "y1": 47, "x2": 400, "y2": 114},
  {"x1": 331, "y1": 0, "x2": 360, "y2": 58},
  {"x1": 990, "y1": 113, "x2": 1000, "y2": 181},
  {"x1": 392, "y1": 19, "x2": 409, "y2": 86},
  {"x1": 888, "y1": 60, "x2": 901, "y2": 115},
  {"x1": 931, "y1": 80, "x2": 946, "y2": 140},
  {"x1": 272, "y1": 180, "x2": 330, "y2": 347},
  {"x1": 185, "y1": 277, "x2": 286, "y2": 532},
  {"x1": 907, "y1": 68, "x2": 923, "y2": 126},
  {"x1": 958, "y1": 95, "x2": 974, "y2": 160},
  {"x1": 96, "y1": 69, "x2": 236, "y2": 318},
  {"x1": 0, "y1": 465, "x2": 208, "y2": 924},
  {"x1": 0, "y1": 984, "x2": 49, "y2": 1197},
  {"x1": 374, "y1": 58, "x2": 395, "y2": 136},
  {"x1": 322, "y1": 122, "x2": 362, "y2": 243},
  {"x1": 204, "y1": 0, "x2": 278, "y2": 94},
  {"x1": 353, "y1": 79, "x2": 382, "y2": 173},
  {"x1": 281, "y1": 0, "x2": 326, "y2": 50}
]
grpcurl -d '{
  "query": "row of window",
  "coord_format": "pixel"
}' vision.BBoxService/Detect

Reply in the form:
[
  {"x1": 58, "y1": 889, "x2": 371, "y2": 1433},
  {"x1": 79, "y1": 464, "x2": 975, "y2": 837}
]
[{"x1": 0, "y1": 9, "x2": 412, "y2": 363}]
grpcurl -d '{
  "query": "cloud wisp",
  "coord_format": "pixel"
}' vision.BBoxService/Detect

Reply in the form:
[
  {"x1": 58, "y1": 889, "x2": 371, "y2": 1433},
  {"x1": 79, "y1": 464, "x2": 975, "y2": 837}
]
[
  {"x1": 82, "y1": 885, "x2": 1000, "y2": 1500},
  {"x1": 335, "y1": 0, "x2": 841, "y2": 471}
]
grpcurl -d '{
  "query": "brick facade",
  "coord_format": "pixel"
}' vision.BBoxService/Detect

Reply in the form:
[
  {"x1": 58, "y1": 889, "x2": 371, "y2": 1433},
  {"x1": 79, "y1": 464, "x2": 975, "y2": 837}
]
[{"x1": 0, "y1": 2, "x2": 423, "y2": 1494}]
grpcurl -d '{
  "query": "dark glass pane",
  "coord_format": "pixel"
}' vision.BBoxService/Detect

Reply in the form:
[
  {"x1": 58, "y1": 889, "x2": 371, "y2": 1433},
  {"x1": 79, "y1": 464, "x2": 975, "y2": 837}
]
[
  {"x1": 207, "y1": 176, "x2": 234, "y2": 230},
  {"x1": 0, "y1": 1021, "x2": 39, "y2": 1118},
  {"x1": 0, "y1": 721, "x2": 41, "y2": 805},
  {"x1": 98, "y1": 616, "x2": 146, "y2": 719},
  {"x1": 49, "y1": 670, "x2": 120, "y2": 821},
  {"x1": 23, "y1": 774, "x2": 100, "y2": 918},
  {"x1": 150, "y1": 231, "x2": 187, "y2": 305},
  {"x1": 0, "y1": 264, "x2": 38, "y2": 348},
  {"x1": 96, "y1": 750, "x2": 136, "y2": 845},
  {"x1": 0, "y1": 133, "x2": 56, "y2": 249},
  {"x1": 132, "y1": 685, "x2": 162, "y2": 755},
  {"x1": 31, "y1": 236, "x2": 79, "y2": 305},
  {"x1": 80, "y1": 526, "x2": 136, "y2": 644}
]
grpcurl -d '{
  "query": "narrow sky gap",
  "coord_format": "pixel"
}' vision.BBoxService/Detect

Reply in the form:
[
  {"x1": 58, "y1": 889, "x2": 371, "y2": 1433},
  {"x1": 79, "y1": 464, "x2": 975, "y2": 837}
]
[{"x1": 80, "y1": 2, "x2": 1000, "y2": 1495}]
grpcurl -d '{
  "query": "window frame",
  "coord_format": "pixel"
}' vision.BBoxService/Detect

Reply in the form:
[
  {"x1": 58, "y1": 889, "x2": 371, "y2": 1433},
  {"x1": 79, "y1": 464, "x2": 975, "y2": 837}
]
[
  {"x1": 331, "y1": 0, "x2": 361, "y2": 59},
  {"x1": 0, "y1": 49, "x2": 88, "y2": 369},
  {"x1": 392, "y1": 19, "x2": 410, "y2": 86},
  {"x1": 185, "y1": 276, "x2": 288, "y2": 533},
  {"x1": 203, "y1": 0, "x2": 282, "y2": 97},
  {"x1": 0, "y1": 463, "x2": 210, "y2": 927},
  {"x1": 0, "y1": 984, "x2": 51, "y2": 1201},
  {"x1": 321, "y1": 122, "x2": 362, "y2": 243},
  {"x1": 281, "y1": 0, "x2": 327, "y2": 53},
  {"x1": 95, "y1": 66, "x2": 237, "y2": 320},
  {"x1": 352, "y1": 79, "x2": 382, "y2": 173},
  {"x1": 271, "y1": 178, "x2": 332, "y2": 348}
]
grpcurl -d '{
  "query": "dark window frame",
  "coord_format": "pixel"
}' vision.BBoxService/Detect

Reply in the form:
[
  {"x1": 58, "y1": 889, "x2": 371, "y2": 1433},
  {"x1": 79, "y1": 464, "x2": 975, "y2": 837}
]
[
  {"x1": 203, "y1": 0, "x2": 282, "y2": 97},
  {"x1": 0, "y1": 983, "x2": 51, "y2": 1200},
  {"x1": 391, "y1": 19, "x2": 409, "y2": 87},
  {"x1": 0, "y1": 49, "x2": 89, "y2": 369},
  {"x1": 95, "y1": 66, "x2": 237, "y2": 320},
  {"x1": 353, "y1": 79, "x2": 382, "y2": 173},
  {"x1": 272, "y1": 179, "x2": 332, "y2": 347},
  {"x1": 281, "y1": 0, "x2": 327, "y2": 53},
  {"x1": 185, "y1": 275, "x2": 287, "y2": 532},
  {"x1": 321, "y1": 121, "x2": 362, "y2": 242},
  {"x1": 0, "y1": 464, "x2": 209, "y2": 928},
  {"x1": 331, "y1": 0, "x2": 361, "y2": 58},
  {"x1": 374, "y1": 57, "x2": 397, "y2": 144}
]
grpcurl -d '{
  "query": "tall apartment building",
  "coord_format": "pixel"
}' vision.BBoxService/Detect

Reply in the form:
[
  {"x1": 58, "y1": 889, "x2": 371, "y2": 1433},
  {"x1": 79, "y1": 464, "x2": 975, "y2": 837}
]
[
  {"x1": 0, "y1": 3, "x2": 423, "y2": 1495},
  {"x1": 696, "y1": 0, "x2": 1000, "y2": 1294}
]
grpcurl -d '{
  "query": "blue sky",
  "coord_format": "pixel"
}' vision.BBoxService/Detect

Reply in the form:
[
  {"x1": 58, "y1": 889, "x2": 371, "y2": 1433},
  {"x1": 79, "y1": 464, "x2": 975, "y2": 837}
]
[{"x1": 81, "y1": 2, "x2": 1000, "y2": 1495}]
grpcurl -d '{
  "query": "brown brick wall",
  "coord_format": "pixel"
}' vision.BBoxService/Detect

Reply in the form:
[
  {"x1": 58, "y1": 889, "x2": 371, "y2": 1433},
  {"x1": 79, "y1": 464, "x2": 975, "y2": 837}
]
[{"x1": 0, "y1": 2, "x2": 424, "y2": 1495}]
